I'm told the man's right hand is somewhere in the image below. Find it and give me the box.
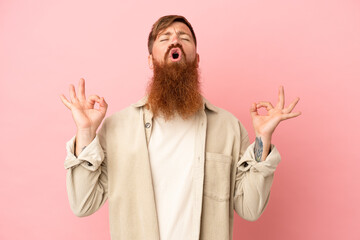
[60,78,108,156]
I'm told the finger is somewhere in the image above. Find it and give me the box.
[60,94,72,110]
[98,97,108,115]
[69,84,77,102]
[256,101,274,111]
[281,111,302,120]
[250,103,258,118]
[78,78,86,101]
[284,97,300,113]
[87,95,101,106]
[276,86,285,109]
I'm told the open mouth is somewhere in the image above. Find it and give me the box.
[170,48,182,62]
[172,52,179,59]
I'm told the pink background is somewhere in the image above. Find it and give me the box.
[1,0,359,239]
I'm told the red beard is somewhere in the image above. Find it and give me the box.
[146,45,203,120]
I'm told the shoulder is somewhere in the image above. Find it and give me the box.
[204,98,248,138]
[102,99,144,127]
[204,97,239,124]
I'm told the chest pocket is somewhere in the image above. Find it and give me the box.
[203,152,232,201]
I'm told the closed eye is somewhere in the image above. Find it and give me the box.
[181,38,190,41]
[160,39,168,42]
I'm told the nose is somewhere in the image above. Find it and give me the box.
[170,34,179,44]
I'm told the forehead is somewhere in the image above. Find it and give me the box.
[157,22,192,37]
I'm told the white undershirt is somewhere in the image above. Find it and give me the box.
[148,113,198,240]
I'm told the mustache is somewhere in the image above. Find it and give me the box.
[164,43,187,61]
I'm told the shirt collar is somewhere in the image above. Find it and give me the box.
[131,95,218,113]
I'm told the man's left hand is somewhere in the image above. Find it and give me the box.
[250,86,301,140]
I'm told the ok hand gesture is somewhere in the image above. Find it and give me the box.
[60,78,108,135]
[250,86,301,139]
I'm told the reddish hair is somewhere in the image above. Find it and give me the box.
[147,15,197,54]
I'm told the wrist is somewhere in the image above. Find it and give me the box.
[77,128,96,137]
[76,129,96,145]
[75,130,96,157]
[254,135,272,162]
[255,132,272,142]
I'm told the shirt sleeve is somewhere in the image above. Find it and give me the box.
[233,130,281,221]
[64,121,108,217]
[64,134,105,171]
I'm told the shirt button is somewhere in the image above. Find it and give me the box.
[145,122,151,128]
[87,161,93,166]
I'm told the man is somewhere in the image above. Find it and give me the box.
[60,15,301,240]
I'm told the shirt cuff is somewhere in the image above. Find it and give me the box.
[64,135,105,171]
[237,142,281,177]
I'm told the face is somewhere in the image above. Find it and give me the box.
[148,22,199,68]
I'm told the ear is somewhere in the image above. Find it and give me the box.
[148,55,154,69]
[196,53,200,68]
